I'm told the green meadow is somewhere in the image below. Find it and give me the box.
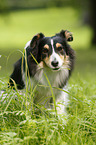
[0,8,96,144]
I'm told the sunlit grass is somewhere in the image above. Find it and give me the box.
[0,72,96,144]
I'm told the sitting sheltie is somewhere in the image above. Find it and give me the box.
[9,30,75,115]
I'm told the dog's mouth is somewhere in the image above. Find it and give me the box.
[52,67,60,71]
[43,61,61,71]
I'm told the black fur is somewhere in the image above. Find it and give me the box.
[8,58,25,89]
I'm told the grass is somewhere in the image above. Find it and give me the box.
[0,7,96,144]
[0,51,96,144]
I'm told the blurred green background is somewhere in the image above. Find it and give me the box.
[0,0,96,82]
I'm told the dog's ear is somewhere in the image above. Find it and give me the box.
[30,33,45,48]
[59,30,73,42]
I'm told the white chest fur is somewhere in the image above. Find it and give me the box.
[22,60,69,114]
[24,66,69,114]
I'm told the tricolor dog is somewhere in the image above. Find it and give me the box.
[9,30,75,115]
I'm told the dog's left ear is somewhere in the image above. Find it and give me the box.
[30,33,45,48]
[59,30,73,42]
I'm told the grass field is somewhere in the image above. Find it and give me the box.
[0,8,96,145]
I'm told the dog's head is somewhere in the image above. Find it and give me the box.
[30,30,74,71]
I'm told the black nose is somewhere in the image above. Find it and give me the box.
[51,61,58,67]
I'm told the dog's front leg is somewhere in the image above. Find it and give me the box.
[55,88,69,115]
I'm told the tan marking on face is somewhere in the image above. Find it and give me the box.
[60,54,64,60]
[44,44,49,50]
[43,56,51,66]
[38,61,44,68]
[44,56,50,62]
[37,61,44,70]
[64,55,70,65]
[56,43,62,48]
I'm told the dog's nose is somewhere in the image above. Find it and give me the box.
[51,61,58,67]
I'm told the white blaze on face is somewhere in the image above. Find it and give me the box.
[50,39,63,68]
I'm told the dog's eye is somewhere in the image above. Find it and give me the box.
[57,46,63,51]
[43,48,48,53]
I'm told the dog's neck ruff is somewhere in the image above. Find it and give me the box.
[33,64,69,88]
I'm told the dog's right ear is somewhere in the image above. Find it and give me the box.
[30,33,45,48]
